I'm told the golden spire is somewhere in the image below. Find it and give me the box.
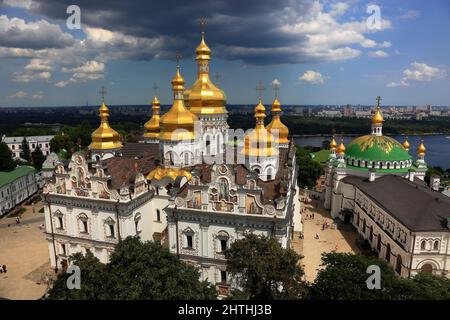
[88,87,123,151]
[266,82,289,144]
[159,58,198,141]
[184,20,227,116]
[337,137,346,154]
[242,96,278,157]
[143,84,161,139]
[402,136,410,151]
[372,96,383,124]
[417,139,426,155]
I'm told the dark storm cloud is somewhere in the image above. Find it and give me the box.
[28,0,317,64]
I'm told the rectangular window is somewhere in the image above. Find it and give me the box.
[61,244,66,256]
[57,217,63,229]
[156,210,161,222]
[220,271,227,283]
[109,224,115,237]
[187,235,193,249]
[82,221,88,233]
[220,239,227,252]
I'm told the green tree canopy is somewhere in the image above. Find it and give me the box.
[224,233,307,300]
[0,142,15,171]
[47,237,217,300]
[20,137,31,162]
[296,146,324,189]
[31,145,46,171]
[50,134,74,158]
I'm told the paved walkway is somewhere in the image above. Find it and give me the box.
[293,196,361,283]
[0,202,53,300]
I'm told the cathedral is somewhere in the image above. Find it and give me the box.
[42,31,302,296]
[324,101,450,277]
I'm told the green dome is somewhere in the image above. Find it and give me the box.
[345,135,411,162]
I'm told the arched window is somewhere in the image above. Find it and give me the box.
[205,135,211,155]
[254,168,260,174]
[267,167,273,180]
[362,219,366,234]
[183,228,195,249]
[216,231,230,253]
[369,226,373,242]
[433,240,440,251]
[156,209,161,222]
[385,243,391,262]
[216,134,223,154]
[184,152,190,165]
[134,213,142,234]
[420,240,426,250]
[395,255,402,275]
[78,213,89,234]
[420,263,433,273]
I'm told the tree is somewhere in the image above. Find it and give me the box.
[50,134,74,158]
[47,237,217,300]
[47,251,109,300]
[309,252,450,300]
[224,233,307,300]
[20,137,31,162]
[31,145,46,171]
[296,146,324,189]
[0,142,15,171]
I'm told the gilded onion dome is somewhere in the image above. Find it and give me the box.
[337,139,346,154]
[417,140,426,155]
[329,136,337,150]
[266,98,289,144]
[143,96,161,139]
[402,136,410,150]
[184,32,227,115]
[242,99,278,157]
[146,166,192,182]
[88,102,123,150]
[159,66,198,141]
[372,107,383,124]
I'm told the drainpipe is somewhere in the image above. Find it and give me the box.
[408,233,415,278]
[174,205,179,258]
[115,199,121,241]
[44,192,58,273]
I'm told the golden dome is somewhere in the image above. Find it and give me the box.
[329,136,337,150]
[417,140,426,155]
[372,107,383,124]
[146,166,192,182]
[266,98,289,144]
[184,31,227,116]
[159,66,198,141]
[242,100,278,157]
[402,136,410,150]
[88,102,123,150]
[337,140,346,154]
[143,96,161,139]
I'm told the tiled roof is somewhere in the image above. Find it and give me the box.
[0,166,35,188]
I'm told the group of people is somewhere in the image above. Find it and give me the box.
[0,264,7,273]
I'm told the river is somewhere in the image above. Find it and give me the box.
[294,134,450,169]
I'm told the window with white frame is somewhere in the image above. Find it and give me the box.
[78,213,89,234]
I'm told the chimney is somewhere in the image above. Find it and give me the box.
[369,168,376,182]
[430,175,440,191]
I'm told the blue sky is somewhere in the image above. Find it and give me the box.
[0,0,449,107]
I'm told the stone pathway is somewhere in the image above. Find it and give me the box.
[0,202,53,300]
[292,196,361,284]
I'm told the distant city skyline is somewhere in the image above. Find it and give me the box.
[1,0,450,107]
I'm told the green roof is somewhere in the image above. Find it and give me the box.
[310,149,330,164]
[346,135,412,162]
[0,166,35,188]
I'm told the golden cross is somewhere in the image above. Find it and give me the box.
[99,86,107,102]
[272,80,280,98]
[175,52,182,67]
[152,83,159,96]
[256,81,265,100]
[376,95,382,108]
[200,17,207,32]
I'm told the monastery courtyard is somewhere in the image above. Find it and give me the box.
[0,201,53,300]
[292,194,361,283]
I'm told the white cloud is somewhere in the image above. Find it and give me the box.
[3,0,33,9]
[12,71,51,82]
[56,60,105,87]
[387,62,447,87]
[8,90,27,98]
[368,50,389,58]
[299,70,326,85]
[0,15,74,49]
[32,91,44,100]
[330,2,349,17]
[379,41,391,48]
[398,10,420,20]
[25,58,53,71]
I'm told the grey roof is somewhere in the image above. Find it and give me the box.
[2,135,54,143]
[121,142,160,159]
[342,175,450,232]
